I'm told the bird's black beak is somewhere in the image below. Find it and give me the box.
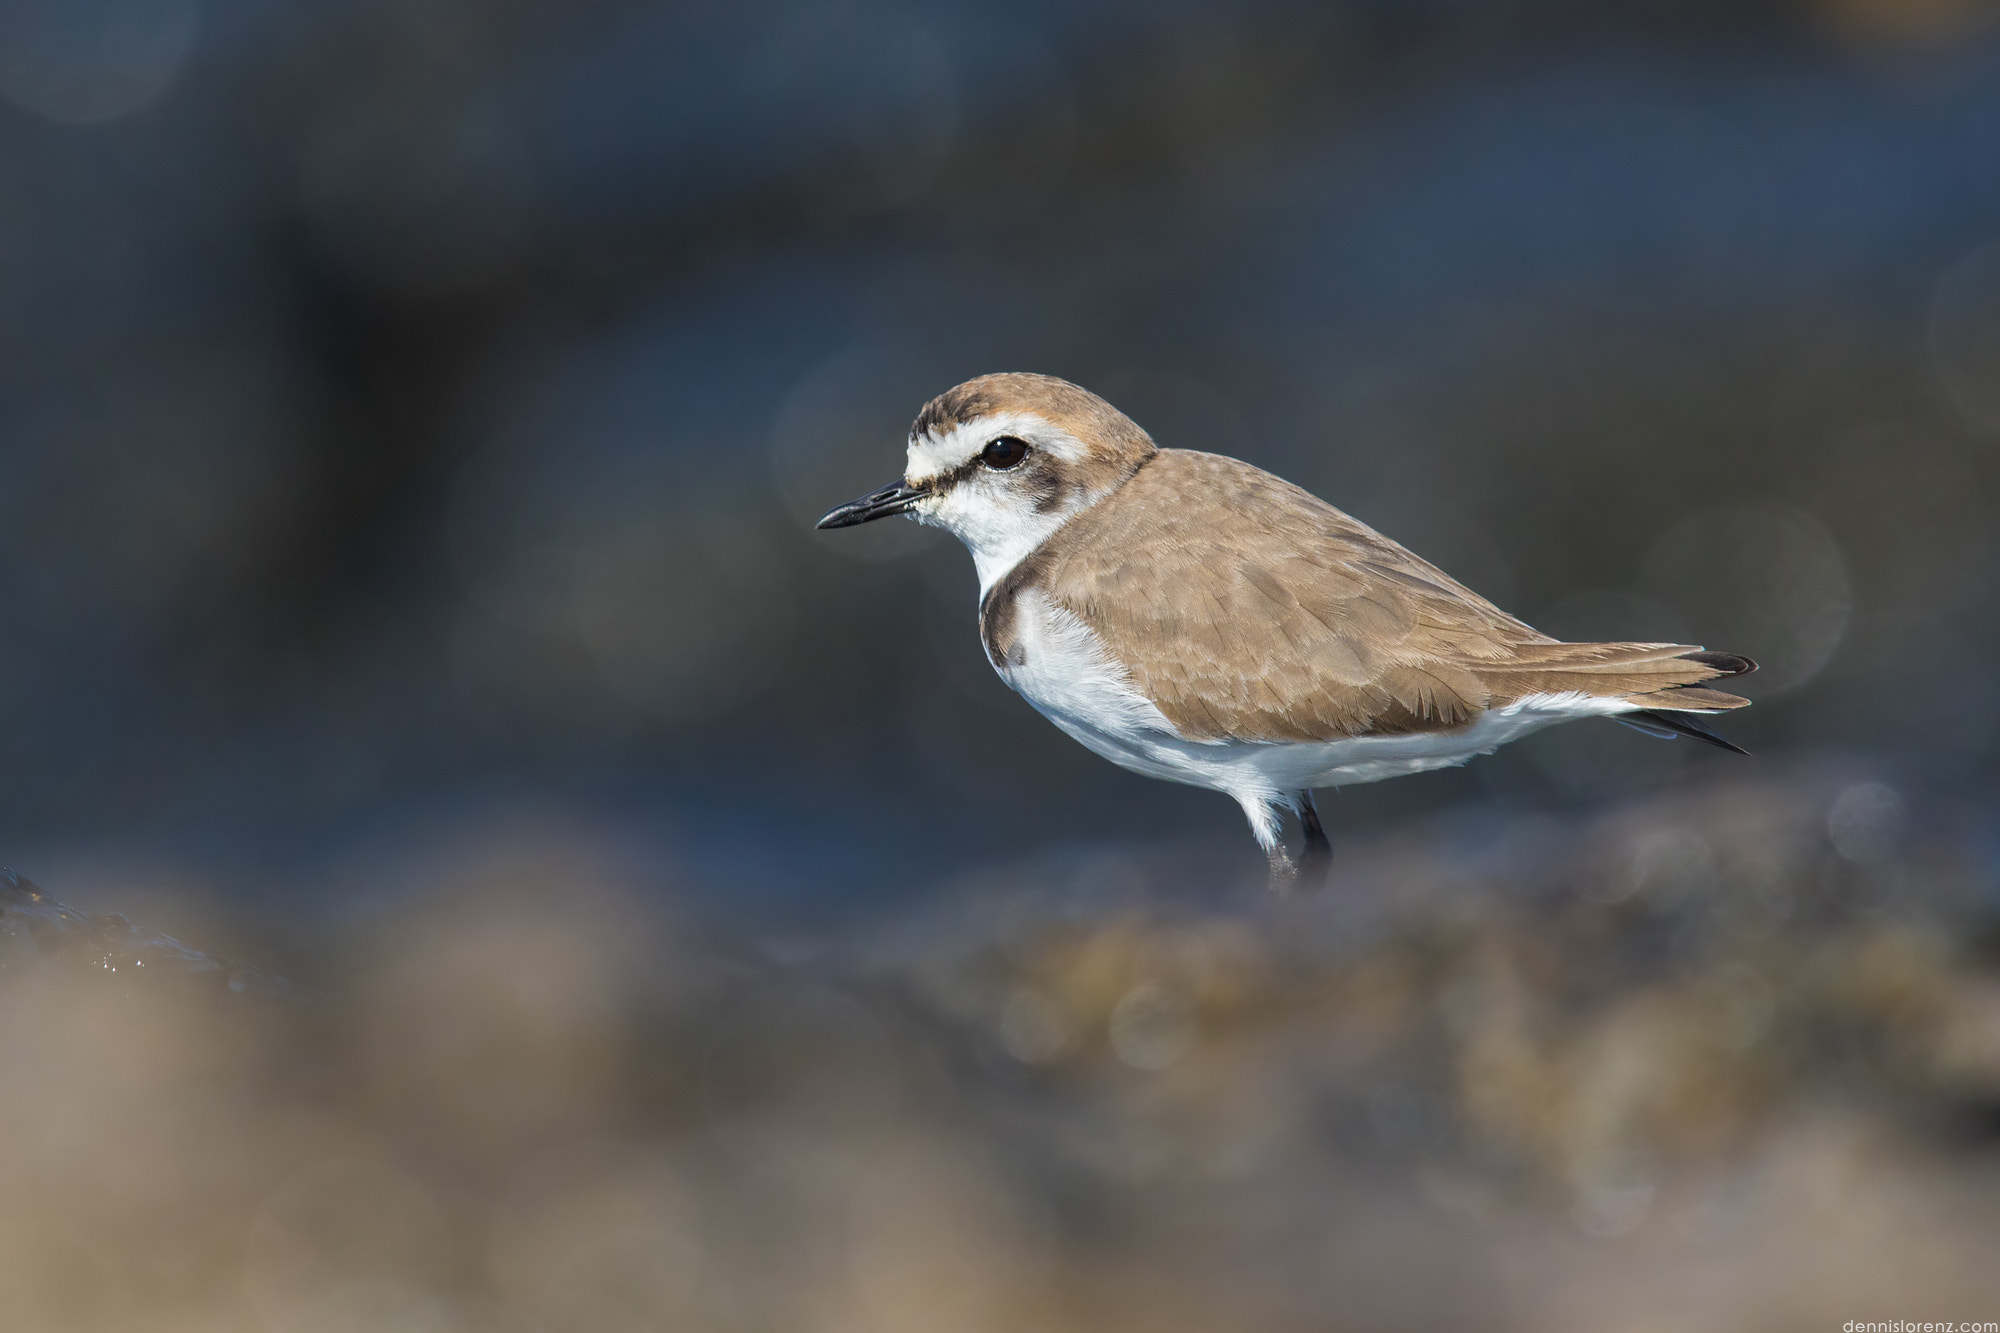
[816,481,925,529]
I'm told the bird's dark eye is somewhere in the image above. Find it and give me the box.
[981,436,1030,470]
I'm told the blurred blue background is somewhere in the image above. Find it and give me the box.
[4,0,1999,923]
[11,5,2000,1328]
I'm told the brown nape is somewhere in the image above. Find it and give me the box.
[980,448,1756,745]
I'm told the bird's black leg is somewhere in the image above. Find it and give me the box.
[1298,790,1331,885]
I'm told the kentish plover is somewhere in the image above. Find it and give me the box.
[819,373,1754,888]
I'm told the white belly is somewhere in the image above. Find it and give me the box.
[994,590,1633,798]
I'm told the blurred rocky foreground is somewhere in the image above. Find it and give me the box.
[4,769,2000,1333]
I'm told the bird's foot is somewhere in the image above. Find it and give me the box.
[1266,845,1299,894]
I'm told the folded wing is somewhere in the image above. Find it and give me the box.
[1023,449,1751,745]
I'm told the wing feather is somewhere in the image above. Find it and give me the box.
[1003,450,1750,743]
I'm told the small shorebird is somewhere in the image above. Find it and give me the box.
[819,373,1754,887]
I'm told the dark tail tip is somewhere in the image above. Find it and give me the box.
[1679,650,1757,678]
[1625,707,1750,755]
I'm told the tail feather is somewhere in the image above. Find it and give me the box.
[1637,684,1750,711]
[1617,707,1750,755]
[1481,644,1760,710]
[1481,640,1757,754]
[1678,650,1757,678]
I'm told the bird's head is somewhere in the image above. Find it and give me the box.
[816,373,1157,589]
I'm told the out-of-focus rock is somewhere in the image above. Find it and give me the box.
[0,867,293,997]
[3,771,2000,1329]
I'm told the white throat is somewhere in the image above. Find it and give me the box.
[960,509,1073,596]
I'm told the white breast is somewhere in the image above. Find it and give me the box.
[997,590,1183,764]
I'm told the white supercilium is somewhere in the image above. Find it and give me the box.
[905,413,1106,596]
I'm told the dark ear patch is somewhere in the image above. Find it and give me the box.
[1025,454,1068,514]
